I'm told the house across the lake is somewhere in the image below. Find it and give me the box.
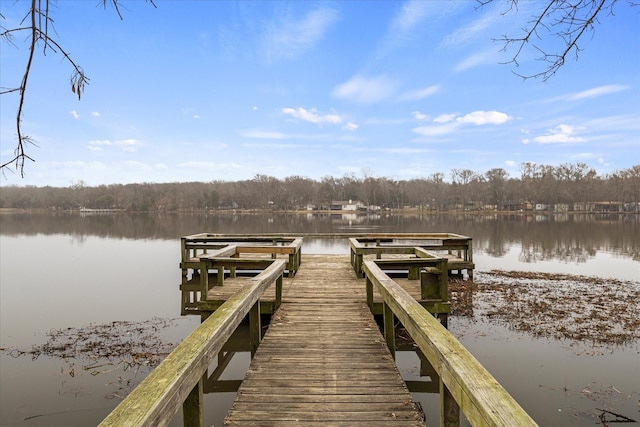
[330,200,366,211]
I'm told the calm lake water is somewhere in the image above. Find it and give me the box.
[0,212,638,426]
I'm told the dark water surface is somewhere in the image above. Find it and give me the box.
[0,212,638,426]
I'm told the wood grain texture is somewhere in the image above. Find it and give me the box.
[224,255,425,426]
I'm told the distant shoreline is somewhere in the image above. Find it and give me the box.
[1,207,637,215]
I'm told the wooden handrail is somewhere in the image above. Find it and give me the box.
[362,260,537,427]
[99,259,287,427]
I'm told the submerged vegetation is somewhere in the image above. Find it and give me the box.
[450,270,640,351]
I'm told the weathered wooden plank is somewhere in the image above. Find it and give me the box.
[224,255,424,426]
[363,260,537,427]
[99,259,286,427]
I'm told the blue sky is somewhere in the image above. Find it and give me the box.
[1,0,638,187]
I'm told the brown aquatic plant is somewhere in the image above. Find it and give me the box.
[450,270,640,349]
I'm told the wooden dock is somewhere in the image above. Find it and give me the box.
[224,255,426,426]
[101,234,536,427]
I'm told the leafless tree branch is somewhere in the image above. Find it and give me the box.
[481,0,633,81]
[0,0,155,177]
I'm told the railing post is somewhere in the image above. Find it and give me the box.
[275,274,283,309]
[440,379,460,427]
[217,265,224,286]
[383,301,395,360]
[183,377,204,427]
[288,253,295,277]
[365,276,373,310]
[200,260,209,301]
[250,301,261,358]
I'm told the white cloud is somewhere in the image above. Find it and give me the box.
[266,7,339,60]
[505,160,517,167]
[532,124,585,144]
[413,110,510,137]
[397,85,440,101]
[91,111,101,117]
[70,110,79,119]
[332,75,397,104]
[569,84,629,100]
[343,121,359,131]
[412,111,429,121]
[456,110,510,125]
[433,113,456,123]
[282,107,342,125]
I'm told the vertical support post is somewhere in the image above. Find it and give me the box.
[439,258,449,302]
[383,301,395,359]
[249,301,261,358]
[180,237,187,263]
[182,377,204,427]
[200,260,209,301]
[275,274,283,310]
[288,253,295,277]
[365,276,373,310]
[356,253,363,278]
[420,270,439,300]
[230,252,238,278]
[217,265,224,286]
[440,379,460,427]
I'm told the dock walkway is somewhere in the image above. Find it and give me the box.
[224,255,425,426]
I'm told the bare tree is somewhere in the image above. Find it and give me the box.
[0,0,155,176]
[481,0,635,81]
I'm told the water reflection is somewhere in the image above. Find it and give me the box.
[1,212,638,266]
[0,214,638,426]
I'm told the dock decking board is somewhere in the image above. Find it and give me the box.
[223,255,425,426]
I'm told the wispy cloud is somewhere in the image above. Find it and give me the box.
[343,121,359,131]
[70,110,79,119]
[568,84,629,100]
[397,85,440,101]
[542,85,631,104]
[375,1,453,60]
[265,6,339,60]
[332,75,397,104]
[453,49,500,72]
[440,9,498,47]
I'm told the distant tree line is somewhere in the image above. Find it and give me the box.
[1,163,638,212]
